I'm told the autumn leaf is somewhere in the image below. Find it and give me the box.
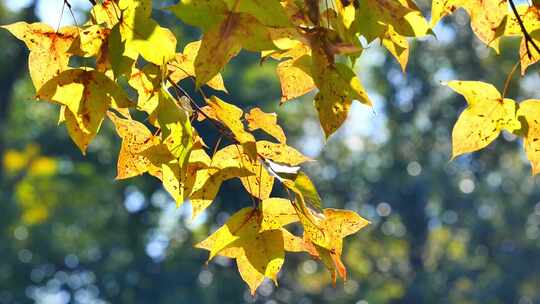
[213,144,274,200]
[37,69,133,153]
[281,172,323,231]
[303,209,370,283]
[194,13,275,87]
[1,22,79,90]
[313,61,373,139]
[168,40,227,92]
[446,81,521,159]
[195,198,302,294]
[206,96,256,146]
[516,100,540,175]
[355,0,429,42]
[128,64,161,115]
[276,55,316,102]
[107,0,177,77]
[223,0,292,27]
[245,108,287,143]
[150,89,194,205]
[107,111,154,179]
[186,145,257,218]
[283,171,322,211]
[431,0,507,52]
[188,167,250,218]
[504,5,540,74]
[382,25,409,72]
[155,89,193,161]
[168,0,228,31]
[256,140,311,166]
[77,24,110,58]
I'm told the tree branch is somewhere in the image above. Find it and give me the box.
[508,0,540,59]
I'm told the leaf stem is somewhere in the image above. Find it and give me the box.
[502,59,521,99]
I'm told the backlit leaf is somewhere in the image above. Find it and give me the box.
[245,108,287,143]
[446,81,520,158]
[195,13,275,87]
[37,69,133,153]
[256,140,311,166]
[517,100,540,175]
[107,111,154,179]
[168,40,227,92]
[1,22,79,90]
[196,199,302,294]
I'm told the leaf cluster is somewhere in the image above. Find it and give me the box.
[5,0,540,294]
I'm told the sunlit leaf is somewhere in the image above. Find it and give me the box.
[195,13,275,87]
[169,40,227,92]
[196,199,302,294]
[446,81,520,159]
[517,100,540,175]
[37,69,133,153]
[1,22,79,90]
[107,111,154,179]
[245,108,287,143]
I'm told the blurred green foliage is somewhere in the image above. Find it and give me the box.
[1,1,540,304]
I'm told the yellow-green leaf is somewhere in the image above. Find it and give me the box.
[447,81,520,158]
[169,40,227,92]
[195,13,275,87]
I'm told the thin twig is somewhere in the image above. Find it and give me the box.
[56,0,67,32]
[509,0,540,59]
[502,59,521,99]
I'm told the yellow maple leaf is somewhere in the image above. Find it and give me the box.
[77,24,109,57]
[88,0,119,27]
[168,40,227,92]
[1,22,79,90]
[223,0,291,28]
[155,89,193,161]
[168,0,228,31]
[446,81,520,159]
[37,69,133,153]
[128,65,161,115]
[187,145,257,218]
[431,0,507,52]
[195,13,275,87]
[276,55,316,103]
[303,208,370,283]
[189,167,253,219]
[382,25,409,72]
[245,108,287,143]
[516,100,540,175]
[504,5,540,74]
[107,111,155,179]
[256,140,311,166]
[355,0,429,42]
[195,198,303,294]
[206,96,256,145]
[105,0,177,77]
[218,230,305,293]
[311,54,372,138]
[213,144,274,200]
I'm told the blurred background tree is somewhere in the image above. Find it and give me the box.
[1,1,540,303]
